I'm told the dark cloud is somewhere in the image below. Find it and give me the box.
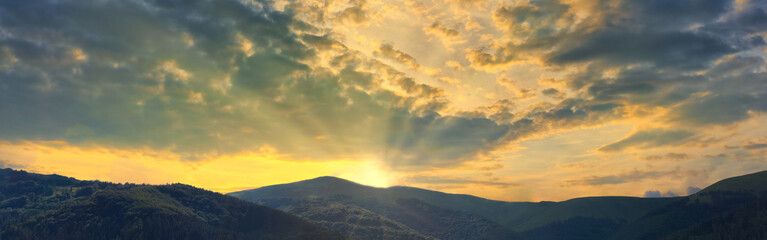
[744,143,767,149]
[541,88,565,100]
[599,129,696,152]
[623,0,731,30]
[669,93,767,126]
[549,30,736,70]
[471,0,766,135]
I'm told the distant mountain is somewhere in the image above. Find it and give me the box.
[231,170,767,240]
[0,168,347,240]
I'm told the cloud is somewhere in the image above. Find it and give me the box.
[375,43,421,69]
[333,0,371,26]
[492,0,571,41]
[384,114,512,167]
[570,170,671,186]
[0,159,24,169]
[687,187,701,195]
[374,43,442,77]
[0,0,516,169]
[669,93,767,126]
[687,186,702,195]
[424,22,466,49]
[549,30,736,70]
[640,153,691,161]
[599,129,696,152]
[497,77,537,100]
[541,88,566,100]
[741,137,767,150]
[404,175,519,188]
[745,143,767,149]
[568,168,702,186]
[466,0,765,130]
[643,190,677,198]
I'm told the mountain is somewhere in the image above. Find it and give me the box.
[664,197,767,239]
[611,170,767,240]
[231,170,767,240]
[4,167,767,240]
[0,168,348,240]
[229,177,526,240]
[229,176,676,240]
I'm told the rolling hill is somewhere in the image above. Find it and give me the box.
[231,170,767,240]
[0,168,348,240]
[3,167,767,240]
[229,176,676,240]
[230,176,525,240]
[610,170,767,240]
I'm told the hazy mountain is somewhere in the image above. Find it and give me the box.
[0,168,347,240]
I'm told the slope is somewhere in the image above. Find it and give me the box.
[0,168,347,240]
[230,177,525,240]
[230,176,677,240]
[611,170,767,240]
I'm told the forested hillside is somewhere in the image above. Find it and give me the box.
[0,168,347,240]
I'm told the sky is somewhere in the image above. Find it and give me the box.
[1,0,766,202]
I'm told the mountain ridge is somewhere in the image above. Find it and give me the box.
[0,168,349,240]
[231,170,767,240]
[3,167,767,240]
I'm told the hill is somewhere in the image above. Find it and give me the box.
[611,170,767,240]
[231,171,767,240]
[229,176,676,240]
[0,168,347,240]
[230,177,526,240]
